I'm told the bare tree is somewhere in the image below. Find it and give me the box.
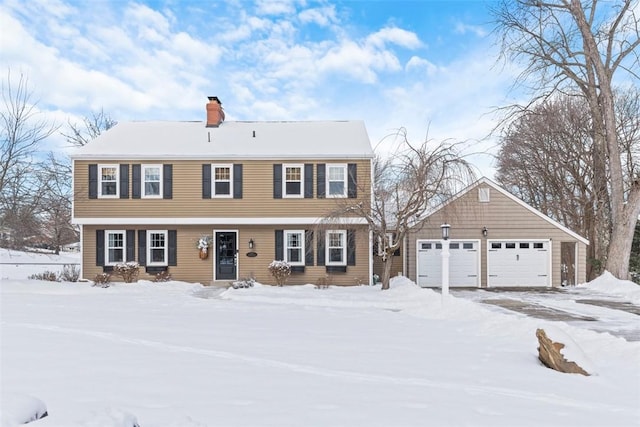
[496,96,606,279]
[324,129,475,290]
[62,109,116,147]
[493,0,640,280]
[1,70,57,194]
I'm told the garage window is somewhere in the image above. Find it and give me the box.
[421,243,431,249]
[463,243,473,249]
[450,243,459,249]
[534,242,544,249]
[520,243,530,249]
[505,243,516,249]
[491,243,501,249]
[435,243,442,249]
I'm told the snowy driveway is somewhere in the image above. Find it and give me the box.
[450,282,640,341]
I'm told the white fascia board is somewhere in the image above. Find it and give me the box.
[70,154,374,161]
[74,217,369,226]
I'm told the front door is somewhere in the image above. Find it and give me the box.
[216,231,237,280]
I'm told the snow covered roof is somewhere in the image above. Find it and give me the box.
[70,120,374,160]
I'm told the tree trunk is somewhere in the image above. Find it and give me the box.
[606,197,640,280]
[381,254,394,290]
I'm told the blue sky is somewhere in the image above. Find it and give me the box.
[1,0,520,176]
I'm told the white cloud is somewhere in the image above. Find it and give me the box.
[454,22,488,38]
[366,27,422,49]
[405,56,439,76]
[255,0,298,16]
[298,5,338,27]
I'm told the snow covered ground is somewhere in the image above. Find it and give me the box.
[1,249,639,426]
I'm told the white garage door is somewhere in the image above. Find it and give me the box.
[417,240,479,288]
[487,240,550,287]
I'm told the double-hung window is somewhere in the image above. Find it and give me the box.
[327,164,347,197]
[326,230,347,265]
[283,164,303,197]
[105,230,125,265]
[99,165,119,198]
[284,230,305,266]
[212,164,233,197]
[147,230,168,266]
[377,232,394,256]
[143,165,162,198]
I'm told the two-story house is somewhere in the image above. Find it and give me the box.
[72,97,374,285]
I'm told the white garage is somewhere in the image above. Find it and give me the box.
[417,240,480,288]
[487,240,550,287]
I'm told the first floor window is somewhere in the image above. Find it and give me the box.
[99,165,119,197]
[143,165,162,197]
[213,164,232,197]
[284,164,303,197]
[148,230,168,265]
[284,230,304,265]
[106,231,125,265]
[377,232,394,256]
[326,230,346,265]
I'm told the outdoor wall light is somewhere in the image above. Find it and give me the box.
[441,223,450,241]
[482,227,488,237]
[248,238,255,249]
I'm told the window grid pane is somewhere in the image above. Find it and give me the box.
[327,232,344,263]
[107,232,124,264]
[101,167,118,196]
[149,232,166,264]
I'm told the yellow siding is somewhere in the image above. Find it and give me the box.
[406,184,588,287]
[82,224,370,286]
[74,160,371,219]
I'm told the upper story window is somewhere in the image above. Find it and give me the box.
[326,230,347,266]
[479,187,490,203]
[105,230,125,265]
[143,165,162,198]
[99,165,119,198]
[213,164,233,197]
[284,164,303,197]
[327,164,347,197]
[284,230,305,266]
[147,230,168,266]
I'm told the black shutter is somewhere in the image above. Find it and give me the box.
[317,164,326,198]
[126,230,135,261]
[233,164,243,199]
[138,230,146,266]
[163,164,173,199]
[347,229,356,266]
[96,229,104,266]
[168,230,177,266]
[348,163,357,198]
[317,230,325,266]
[202,164,211,199]
[119,164,129,199]
[393,233,401,256]
[275,230,284,261]
[89,164,98,199]
[132,164,141,199]
[273,164,282,199]
[304,163,313,198]
[305,230,314,266]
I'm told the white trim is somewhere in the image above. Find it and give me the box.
[283,229,305,266]
[72,154,373,161]
[368,229,373,285]
[105,230,126,266]
[213,229,238,281]
[74,217,369,225]
[326,229,347,266]
[146,230,168,266]
[212,163,233,198]
[326,163,348,198]
[283,163,304,198]
[79,224,83,279]
[142,164,163,199]
[98,164,119,198]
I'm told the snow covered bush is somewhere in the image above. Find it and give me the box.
[114,262,139,283]
[153,270,172,282]
[92,273,111,287]
[268,260,291,286]
[232,276,255,289]
[28,271,59,282]
[61,264,80,282]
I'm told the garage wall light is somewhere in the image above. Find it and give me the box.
[482,227,488,237]
[441,223,450,241]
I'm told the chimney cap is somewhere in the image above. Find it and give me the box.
[208,96,222,104]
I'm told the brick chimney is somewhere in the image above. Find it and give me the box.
[206,96,225,127]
